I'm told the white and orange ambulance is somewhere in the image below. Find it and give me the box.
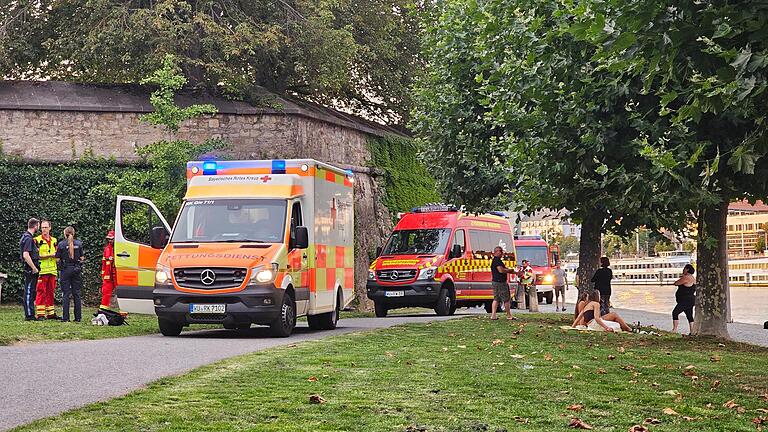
[114,159,354,337]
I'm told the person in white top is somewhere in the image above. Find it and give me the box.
[551,264,568,312]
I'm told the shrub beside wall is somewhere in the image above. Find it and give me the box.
[0,160,142,305]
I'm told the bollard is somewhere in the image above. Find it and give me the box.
[527,284,539,312]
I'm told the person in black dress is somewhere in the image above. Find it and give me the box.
[672,264,696,335]
[591,257,612,316]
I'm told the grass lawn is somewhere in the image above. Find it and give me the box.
[0,304,427,346]
[0,305,165,346]
[14,314,768,431]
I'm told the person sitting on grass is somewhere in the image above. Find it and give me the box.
[572,291,631,332]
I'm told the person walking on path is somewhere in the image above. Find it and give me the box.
[551,264,568,312]
[34,220,59,320]
[489,246,516,320]
[591,257,613,316]
[671,264,696,335]
[56,226,85,322]
[19,218,40,321]
[99,230,117,311]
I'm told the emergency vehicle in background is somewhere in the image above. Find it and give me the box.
[514,235,561,304]
[113,159,355,337]
[367,205,516,316]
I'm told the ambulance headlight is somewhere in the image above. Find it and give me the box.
[543,274,554,284]
[368,269,376,281]
[417,266,437,280]
[155,265,172,285]
[249,264,279,285]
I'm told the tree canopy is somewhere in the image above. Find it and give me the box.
[0,0,422,125]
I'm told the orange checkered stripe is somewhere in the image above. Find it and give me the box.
[286,244,354,292]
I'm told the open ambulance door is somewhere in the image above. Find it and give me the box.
[114,195,172,314]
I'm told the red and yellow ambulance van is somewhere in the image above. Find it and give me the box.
[114,159,354,337]
[514,235,561,304]
[367,205,516,316]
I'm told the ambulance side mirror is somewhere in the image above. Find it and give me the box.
[451,244,463,259]
[294,226,309,249]
[151,226,169,249]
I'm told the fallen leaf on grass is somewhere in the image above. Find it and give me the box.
[757,409,768,414]
[385,352,396,357]
[512,416,529,424]
[753,417,767,430]
[568,417,593,430]
[457,345,467,349]
[567,404,584,412]
[510,354,525,359]
[662,390,680,396]
[307,376,318,382]
[597,368,607,375]
[682,416,697,421]
[724,399,739,409]
[309,394,326,404]
[618,346,626,353]
[662,408,679,416]
[607,354,616,360]
[544,353,553,361]
[492,339,504,346]
[737,406,746,414]
[763,393,768,402]
[710,355,721,362]
[643,418,661,425]
[718,343,726,347]
[706,403,714,409]
[559,344,566,349]
[572,365,581,369]
[710,380,721,391]
[629,426,649,432]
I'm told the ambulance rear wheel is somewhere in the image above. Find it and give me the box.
[270,293,296,337]
[308,290,341,330]
[434,288,452,316]
[374,302,388,318]
[158,318,183,337]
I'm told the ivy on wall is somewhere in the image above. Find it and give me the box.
[367,135,441,217]
[0,159,142,305]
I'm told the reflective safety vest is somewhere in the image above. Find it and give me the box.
[520,265,534,285]
[35,235,58,275]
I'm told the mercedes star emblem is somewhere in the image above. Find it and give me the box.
[200,269,216,286]
[390,270,399,280]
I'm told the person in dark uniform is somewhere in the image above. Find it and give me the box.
[490,246,516,320]
[591,256,613,316]
[19,218,40,321]
[671,264,696,335]
[56,226,85,322]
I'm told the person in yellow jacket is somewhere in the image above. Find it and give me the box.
[34,220,59,320]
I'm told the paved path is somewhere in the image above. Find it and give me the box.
[0,314,460,431]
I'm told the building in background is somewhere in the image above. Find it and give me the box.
[519,209,581,241]
[726,200,768,257]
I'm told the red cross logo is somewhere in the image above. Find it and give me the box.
[260,175,272,183]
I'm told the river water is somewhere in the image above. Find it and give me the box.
[563,284,767,325]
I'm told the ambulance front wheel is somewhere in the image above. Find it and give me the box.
[158,318,183,337]
[434,288,453,316]
[374,302,388,318]
[270,292,296,337]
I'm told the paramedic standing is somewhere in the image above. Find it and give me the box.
[100,230,117,310]
[19,218,40,321]
[490,246,515,320]
[56,226,85,322]
[34,220,59,320]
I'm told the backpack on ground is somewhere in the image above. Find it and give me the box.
[94,308,127,326]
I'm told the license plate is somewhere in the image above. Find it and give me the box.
[385,291,405,297]
[189,304,226,314]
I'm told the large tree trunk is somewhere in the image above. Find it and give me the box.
[575,210,602,317]
[692,198,730,339]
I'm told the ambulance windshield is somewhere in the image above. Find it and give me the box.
[381,229,451,255]
[516,246,549,267]
[171,199,287,244]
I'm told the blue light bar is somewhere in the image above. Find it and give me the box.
[271,159,286,174]
[202,161,217,175]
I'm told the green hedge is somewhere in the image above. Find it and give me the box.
[367,135,441,216]
[0,160,142,305]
